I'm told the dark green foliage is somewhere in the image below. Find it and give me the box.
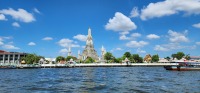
[132,54,139,63]
[176,52,185,60]
[65,56,77,61]
[171,54,177,60]
[184,54,190,60]
[21,53,43,64]
[124,52,131,58]
[85,57,94,63]
[165,56,171,61]
[104,52,114,62]
[114,58,122,63]
[171,52,185,60]
[152,54,159,62]
[56,56,65,62]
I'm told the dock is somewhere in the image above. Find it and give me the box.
[0,63,178,69]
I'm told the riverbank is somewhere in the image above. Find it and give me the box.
[0,63,178,69]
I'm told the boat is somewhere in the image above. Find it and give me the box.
[0,65,16,69]
[164,62,200,71]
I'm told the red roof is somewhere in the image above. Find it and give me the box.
[0,50,25,54]
[0,50,9,53]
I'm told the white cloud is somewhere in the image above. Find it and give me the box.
[141,0,200,20]
[0,41,4,46]
[58,38,80,48]
[193,23,200,28]
[81,46,85,48]
[154,45,169,51]
[154,43,196,51]
[119,31,129,35]
[33,8,41,14]
[119,33,141,40]
[28,42,36,46]
[0,8,35,23]
[73,34,87,41]
[130,7,139,18]
[1,36,12,40]
[42,37,53,41]
[59,48,68,54]
[116,48,123,51]
[12,22,20,27]
[2,44,20,50]
[196,42,200,45]
[0,14,7,20]
[126,40,148,48]
[105,12,137,32]
[168,30,189,43]
[131,33,141,38]
[146,34,160,39]
[136,48,146,54]
[119,35,131,40]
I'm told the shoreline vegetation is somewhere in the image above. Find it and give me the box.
[21,51,190,65]
[0,51,193,69]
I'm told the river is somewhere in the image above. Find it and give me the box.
[0,67,200,93]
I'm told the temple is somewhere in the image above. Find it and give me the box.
[81,28,99,61]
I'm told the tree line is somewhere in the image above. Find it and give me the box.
[104,52,159,63]
[21,51,190,64]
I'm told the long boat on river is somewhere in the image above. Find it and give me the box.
[164,62,200,71]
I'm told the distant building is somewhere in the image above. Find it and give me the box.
[190,56,200,62]
[144,54,152,63]
[0,50,27,65]
[81,28,99,61]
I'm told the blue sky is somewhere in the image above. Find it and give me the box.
[0,0,200,58]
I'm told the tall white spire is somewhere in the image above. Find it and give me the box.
[88,27,92,37]
[68,46,71,56]
[101,45,104,51]
[86,27,93,45]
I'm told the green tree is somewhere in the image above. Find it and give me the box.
[152,54,159,62]
[132,54,140,63]
[185,54,190,60]
[56,56,65,63]
[165,56,171,61]
[123,52,131,58]
[171,54,177,60]
[104,52,114,63]
[114,58,122,63]
[85,57,94,63]
[138,57,143,63]
[132,54,143,63]
[65,56,77,61]
[21,53,43,64]
[176,52,185,60]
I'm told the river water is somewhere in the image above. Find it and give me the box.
[0,67,200,93]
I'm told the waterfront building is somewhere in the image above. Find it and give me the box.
[0,50,27,65]
[81,28,99,61]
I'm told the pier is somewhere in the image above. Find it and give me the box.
[0,63,178,69]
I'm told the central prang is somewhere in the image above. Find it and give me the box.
[81,28,99,61]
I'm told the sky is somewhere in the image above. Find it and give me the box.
[0,0,200,58]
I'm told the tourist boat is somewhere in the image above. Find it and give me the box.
[0,65,16,69]
[164,62,200,71]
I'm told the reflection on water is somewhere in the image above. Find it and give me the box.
[0,67,200,92]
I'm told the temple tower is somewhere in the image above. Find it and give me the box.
[101,45,106,60]
[82,28,99,61]
[67,46,71,56]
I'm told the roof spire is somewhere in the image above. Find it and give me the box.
[88,27,91,37]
